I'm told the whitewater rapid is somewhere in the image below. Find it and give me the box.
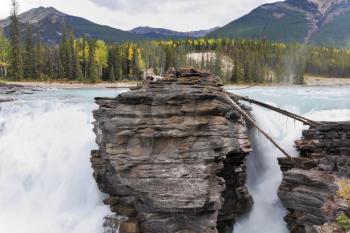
[0,89,124,233]
[0,87,349,233]
[231,86,350,233]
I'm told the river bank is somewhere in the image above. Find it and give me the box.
[304,76,350,86]
[3,77,349,89]
[3,81,138,89]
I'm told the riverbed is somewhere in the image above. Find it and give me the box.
[0,86,349,233]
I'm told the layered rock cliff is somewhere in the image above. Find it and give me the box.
[91,69,252,233]
[278,122,350,233]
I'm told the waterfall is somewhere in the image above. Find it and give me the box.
[231,86,350,233]
[0,93,111,233]
[233,106,300,233]
[0,87,348,233]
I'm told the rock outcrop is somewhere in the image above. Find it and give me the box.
[91,69,252,233]
[0,83,43,95]
[0,97,16,103]
[278,122,350,233]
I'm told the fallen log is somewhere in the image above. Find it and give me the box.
[229,93,322,128]
[227,97,292,159]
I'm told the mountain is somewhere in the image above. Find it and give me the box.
[0,7,143,44]
[208,0,350,47]
[129,26,220,40]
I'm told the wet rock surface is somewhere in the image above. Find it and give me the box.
[278,122,350,233]
[0,83,43,96]
[91,69,253,233]
[0,97,16,103]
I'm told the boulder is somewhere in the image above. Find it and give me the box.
[0,83,43,95]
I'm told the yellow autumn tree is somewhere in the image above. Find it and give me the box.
[338,179,350,206]
[77,38,89,62]
[127,44,134,78]
[94,40,108,79]
[0,28,10,78]
[136,48,145,71]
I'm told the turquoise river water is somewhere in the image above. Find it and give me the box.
[0,86,349,233]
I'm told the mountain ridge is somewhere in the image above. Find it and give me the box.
[2,2,350,47]
[0,7,219,43]
[129,26,220,39]
[0,6,144,43]
[208,0,350,47]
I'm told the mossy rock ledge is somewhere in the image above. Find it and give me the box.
[90,68,253,233]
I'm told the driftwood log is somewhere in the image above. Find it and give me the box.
[229,93,322,128]
[226,96,292,159]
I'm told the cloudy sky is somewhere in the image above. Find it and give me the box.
[0,0,278,31]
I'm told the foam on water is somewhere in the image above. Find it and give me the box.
[0,89,121,233]
[0,86,348,233]
[231,86,350,233]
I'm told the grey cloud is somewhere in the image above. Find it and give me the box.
[2,0,278,31]
[86,0,278,30]
[89,0,121,9]
[89,0,195,13]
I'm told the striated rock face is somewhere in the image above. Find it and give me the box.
[278,122,350,233]
[91,69,252,233]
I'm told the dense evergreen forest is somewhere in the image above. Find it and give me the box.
[1,1,350,84]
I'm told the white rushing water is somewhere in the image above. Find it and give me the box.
[0,89,126,233]
[0,86,349,233]
[230,86,350,233]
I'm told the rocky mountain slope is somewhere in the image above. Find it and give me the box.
[208,0,350,47]
[0,7,219,43]
[129,26,220,40]
[0,7,143,43]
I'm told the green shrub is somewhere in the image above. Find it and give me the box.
[336,213,350,231]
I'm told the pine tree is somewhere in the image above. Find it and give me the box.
[81,37,88,79]
[201,53,205,69]
[68,31,75,79]
[243,55,250,83]
[213,52,223,78]
[73,49,84,82]
[231,53,239,83]
[59,26,72,79]
[87,40,98,83]
[9,0,23,80]
[35,33,44,79]
[231,65,238,84]
[114,45,123,80]
[294,55,305,85]
[108,65,115,82]
[3,24,350,84]
[107,48,116,81]
[23,25,36,79]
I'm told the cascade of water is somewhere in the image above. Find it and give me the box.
[0,95,110,233]
[231,86,350,233]
[233,106,300,233]
[0,87,348,233]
